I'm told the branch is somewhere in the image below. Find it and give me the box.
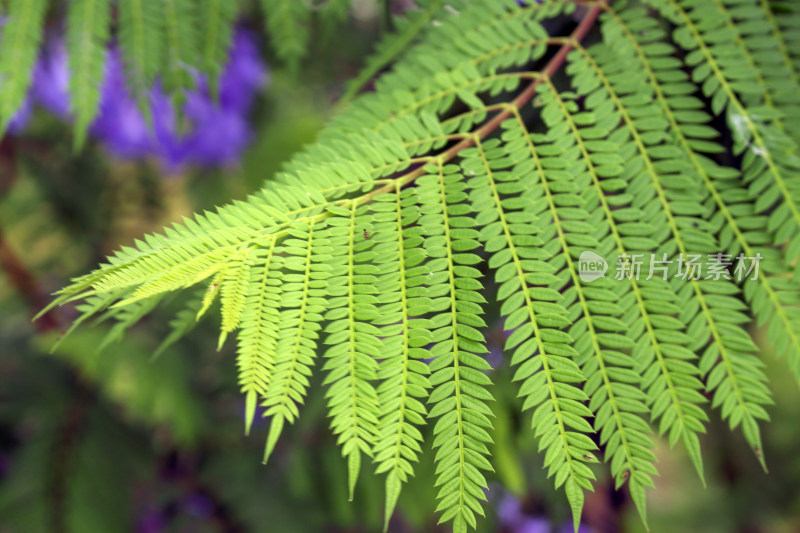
[0,138,61,333]
[363,0,606,199]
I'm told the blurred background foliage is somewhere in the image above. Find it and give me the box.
[0,2,799,533]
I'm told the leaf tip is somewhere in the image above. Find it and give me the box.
[262,414,284,465]
[384,472,402,532]
[244,390,256,437]
[347,451,361,502]
[754,447,768,473]
[216,331,228,351]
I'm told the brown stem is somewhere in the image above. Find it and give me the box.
[0,229,60,332]
[0,138,61,333]
[360,0,606,200]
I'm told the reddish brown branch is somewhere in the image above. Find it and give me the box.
[0,138,60,333]
[368,0,606,197]
[454,0,606,154]
[0,230,60,332]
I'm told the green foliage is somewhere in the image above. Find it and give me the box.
[260,0,310,69]
[338,0,446,106]
[0,0,381,143]
[0,0,47,135]
[66,0,111,149]
[161,0,198,110]
[118,0,163,124]
[40,0,800,531]
[200,0,238,97]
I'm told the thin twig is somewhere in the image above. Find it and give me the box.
[355,0,607,202]
[0,138,61,332]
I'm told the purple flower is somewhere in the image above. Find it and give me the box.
[22,28,267,169]
[558,522,593,533]
[497,494,523,525]
[96,29,266,169]
[218,31,266,112]
[136,509,166,533]
[178,86,253,167]
[184,492,213,518]
[518,518,551,533]
[32,38,71,118]
[498,494,593,533]
[6,97,31,134]
[90,49,158,160]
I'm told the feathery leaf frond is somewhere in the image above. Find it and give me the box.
[259,0,309,68]
[66,0,110,149]
[161,0,199,109]
[0,0,46,135]
[118,0,163,123]
[45,1,800,530]
[338,0,446,106]
[200,0,237,96]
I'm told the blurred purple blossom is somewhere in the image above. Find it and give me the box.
[184,492,213,518]
[498,493,593,533]
[518,518,551,533]
[487,344,503,369]
[497,494,523,525]
[13,29,267,169]
[7,98,31,134]
[136,508,166,533]
[557,522,593,533]
[32,38,71,118]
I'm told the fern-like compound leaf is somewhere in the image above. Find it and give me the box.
[416,160,494,533]
[372,183,431,530]
[48,1,800,530]
[320,206,382,500]
[338,0,447,106]
[601,2,775,469]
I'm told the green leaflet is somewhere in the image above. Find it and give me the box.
[603,1,777,469]
[118,0,163,123]
[320,205,382,501]
[0,0,46,135]
[259,0,310,69]
[200,0,237,96]
[416,161,493,533]
[45,1,800,531]
[338,0,447,106]
[66,0,110,149]
[373,183,431,531]
[261,221,325,457]
[162,0,199,110]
